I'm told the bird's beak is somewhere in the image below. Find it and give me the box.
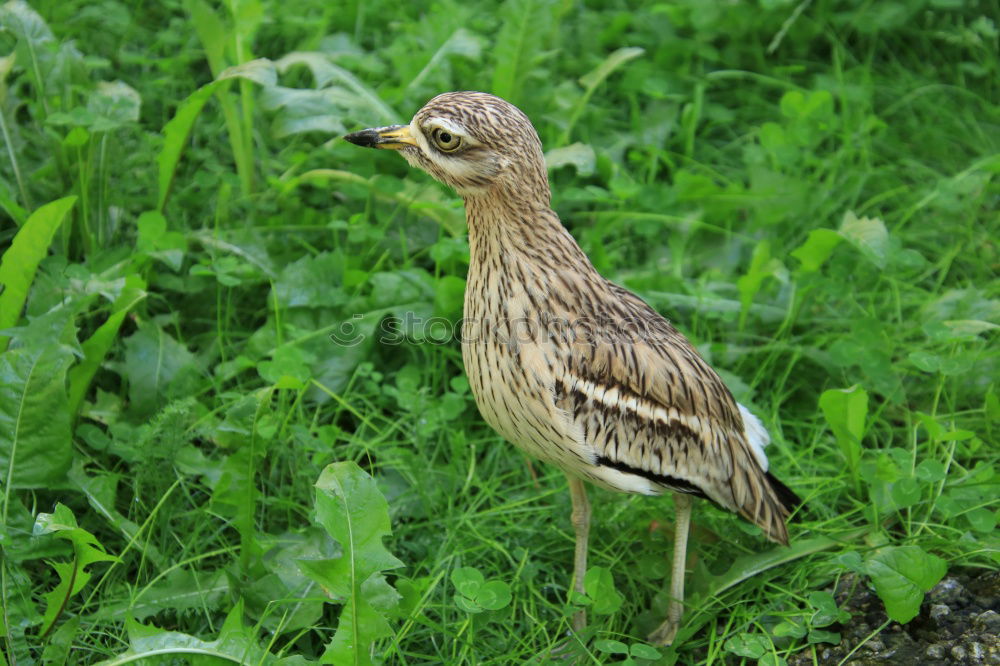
[343,124,417,150]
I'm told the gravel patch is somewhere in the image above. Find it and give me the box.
[789,569,1000,665]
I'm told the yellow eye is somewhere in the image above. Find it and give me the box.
[432,127,462,152]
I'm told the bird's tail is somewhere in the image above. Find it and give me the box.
[733,468,802,546]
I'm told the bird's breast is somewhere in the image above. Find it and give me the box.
[461,261,593,471]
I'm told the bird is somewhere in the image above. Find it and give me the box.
[343,91,800,645]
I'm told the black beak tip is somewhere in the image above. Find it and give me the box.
[343,129,378,148]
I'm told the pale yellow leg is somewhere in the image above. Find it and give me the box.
[649,493,693,645]
[567,475,590,633]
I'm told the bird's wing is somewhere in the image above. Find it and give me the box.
[553,282,797,544]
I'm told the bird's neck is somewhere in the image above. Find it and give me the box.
[463,194,591,275]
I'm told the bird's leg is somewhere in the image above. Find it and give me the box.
[649,493,693,645]
[567,474,590,633]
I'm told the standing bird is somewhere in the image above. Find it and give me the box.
[344,92,799,644]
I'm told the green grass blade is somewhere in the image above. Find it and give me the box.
[156,83,217,213]
[66,274,147,418]
[560,47,644,145]
[0,196,77,352]
[156,59,275,212]
[673,529,870,644]
[184,0,228,76]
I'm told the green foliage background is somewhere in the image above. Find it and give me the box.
[0,0,997,663]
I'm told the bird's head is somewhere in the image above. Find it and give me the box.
[344,91,550,205]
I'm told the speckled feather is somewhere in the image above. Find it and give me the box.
[359,91,799,545]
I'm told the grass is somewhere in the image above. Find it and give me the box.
[0,0,998,664]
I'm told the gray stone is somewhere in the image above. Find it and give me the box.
[974,610,1000,633]
[930,603,951,623]
[930,577,965,604]
[926,643,946,659]
[865,637,885,652]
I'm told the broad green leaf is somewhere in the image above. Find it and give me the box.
[772,619,807,638]
[790,228,842,273]
[66,274,146,417]
[451,566,484,597]
[94,601,309,665]
[863,546,946,623]
[915,411,946,441]
[259,85,350,137]
[476,579,512,611]
[323,590,393,666]
[33,504,119,636]
[819,385,867,486]
[941,319,999,339]
[122,322,201,417]
[545,142,596,176]
[40,615,79,665]
[916,459,946,483]
[807,629,841,645]
[908,350,941,372]
[594,639,629,654]
[724,632,768,658]
[839,211,889,269]
[758,121,800,166]
[0,196,77,351]
[273,252,347,308]
[0,0,56,107]
[985,389,1000,422]
[0,1,54,47]
[889,476,921,507]
[583,566,623,615]
[807,590,851,628]
[780,89,834,121]
[87,81,141,132]
[257,346,312,387]
[312,462,404,584]
[303,462,403,666]
[274,52,399,123]
[0,345,73,489]
[454,592,482,614]
[450,567,510,613]
[629,644,662,660]
[94,569,229,622]
[137,210,186,270]
[216,58,276,87]
[47,81,141,132]
[966,508,997,533]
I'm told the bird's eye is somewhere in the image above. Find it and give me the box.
[432,128,462,152]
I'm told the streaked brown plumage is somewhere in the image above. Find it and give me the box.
[344,91,800,644]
